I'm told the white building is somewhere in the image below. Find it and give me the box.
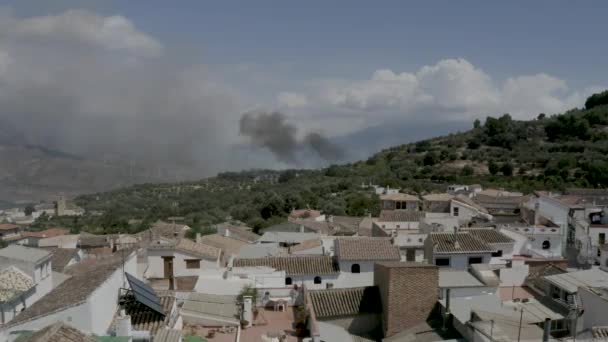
[393,233,427,262]
[438,268,498,299]
[450,195,493,226]
[372,210,424,235]
[146,238,221,279]
[0,245,53,316]
[3,251,138,339]
[424,231,494,270]
[334,238,400,288]
[501,225,563,258]
[0,266,36,325]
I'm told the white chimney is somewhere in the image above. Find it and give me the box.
[224,229,231,238]
[116,310,133,340]
[299,225,305,233]
[196,233,202,243]
[242,296,253,327]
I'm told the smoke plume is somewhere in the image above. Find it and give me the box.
[239,111,345,164]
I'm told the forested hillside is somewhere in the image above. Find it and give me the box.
[35,91,608,235]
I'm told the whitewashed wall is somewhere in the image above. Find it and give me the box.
[433,253,492,270]
[146,249,219,278]
[335,261,375,288]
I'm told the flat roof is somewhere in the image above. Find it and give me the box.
[439,269,484,288]
[544,268,608,293]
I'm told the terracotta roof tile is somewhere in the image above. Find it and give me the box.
[26,322,95,342]
[462,228,515,244]
[380,193,420,201]
[42,247,79,272]
[378,210,425,222]
[335,238,400,261]
[428,232,494,254]
[309,286,382,318]
[0,224,20,231]
[22,228,69,239]
[0,266,34,302]
[200,234,247,256]
[233,256,339,276]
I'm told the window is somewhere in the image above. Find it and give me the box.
[351,264,361,273]
[453,207,459,217]
[396,201,402,210]
[468,257,483,265]
[542,240,551,250]
[435,258,450,267]
[285,277,293,285]
[185,259,201,269]
[396,225,400,229]
[600,233,606,245]
[314,276,322,284]
[491,250,503,257]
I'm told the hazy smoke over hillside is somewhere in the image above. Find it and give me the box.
[239,111,345,164]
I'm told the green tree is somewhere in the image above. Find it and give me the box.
[488,161,499,175]
[585,90,608,110]
[461,165,474,176]
[423,152,438,166]
[473,119,481,129]
[501,162,514,176]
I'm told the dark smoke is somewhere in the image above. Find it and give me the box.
[239,111,345,164]
[304,132,345,161]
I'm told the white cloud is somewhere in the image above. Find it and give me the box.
[10,9,162,57]
[278,58,599,135]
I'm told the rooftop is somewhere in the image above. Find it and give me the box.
[148,238,221,260]
[199,234,247,256]
[380,193,420,202]
[257,231,320,244]
[462,228,515,244]
[438,269,484,288]
[120,293,175,334]
[309,286,382,318]
[24,322,95,342]
[289,209,322,219]
[233,256,339,276]
[428,232,494,254]
[8,252,135,328]
[215,223,259,243]
[0,245,51,264]
[42,247,79,272]
[22,228,69,239]
[181,293,239,324]
[544,268,608,293]
[0,266,34,302]
[0,223,20,231]
[378,210,425,222]
[335,238,400,261]
[422,193,454,201]
[453,194,490,214]
[288,238,323,254]
[237,243,288,258]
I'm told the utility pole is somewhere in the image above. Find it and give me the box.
[517,308,524,342]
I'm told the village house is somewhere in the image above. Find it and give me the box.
[233,255,340,290]
[37,234,80,249]
[0,246,53,317]
[199,231,248,265]
[438,267,498,300]
[461,227,516,264]
[146,238,221,281]
[0,224,22,242]
[214,223,259,243]
[393,233,427,262]
[334,238,400,287]
[17,228,69,247]
[380,193,420,211]
[422,193,453,213]
[0,266,36,325]
[450,194,493,225]
[373,210,424,236]
[424,231,495,269]
[2,251,137,338]
[42,248,81,273]
[501,224,564,258]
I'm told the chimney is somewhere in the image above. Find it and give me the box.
[196,233,202,243]
[242,296,253,327]
[224,229,231,238]
[534,202,540,226]
[300,225,305,233]
[374,262,438,337]
[542,318,551,342]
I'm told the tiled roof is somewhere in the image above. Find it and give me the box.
[380,193,420,201]
[335,238,400,261]
[42,247,79,272]
[200,234,247,256]
[0,224,20,231]
[0,245,51,264]
[125,294,175,333]
[463,228,515,244]
[289,238,323,253]
[215,223,259,243]
[378,210,425,222]
[422,193,454,201]
[233,256,339,276]
[453,195,489,214]
[154,329,182,342]
[0,266,34,302]
[289,209,322,219]
[78,233,109,248]
[309,286,382,318]
[8,252,134,328]
[593,326,608,339]
[148,238,221,260]
[22,228,69,239]
[38,234,80,248]
[428,232,494,254]
[26,322,95,342]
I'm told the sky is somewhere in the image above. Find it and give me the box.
[1,1,607,175]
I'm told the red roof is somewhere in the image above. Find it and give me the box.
[23,228,70,239]
[0,224,20,231]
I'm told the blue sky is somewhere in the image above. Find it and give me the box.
[1,1,607,171]
[9,0,607,88]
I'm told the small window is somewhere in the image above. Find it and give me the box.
[185,259,201,269]
[435,258,450,267]
[285,277,293,285]
[542,240,551,250]
[382,225,386,229]
[491,250,503,257]
[351,264,361,273]
[418,238,423,243]
[396,201,402,210]
[600,233,606,245]
[453,207,459,217]
[396,225,400,229]
[314,276,322,284]
[468,257,483,265]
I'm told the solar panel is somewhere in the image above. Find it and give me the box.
[125,272,165,316]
